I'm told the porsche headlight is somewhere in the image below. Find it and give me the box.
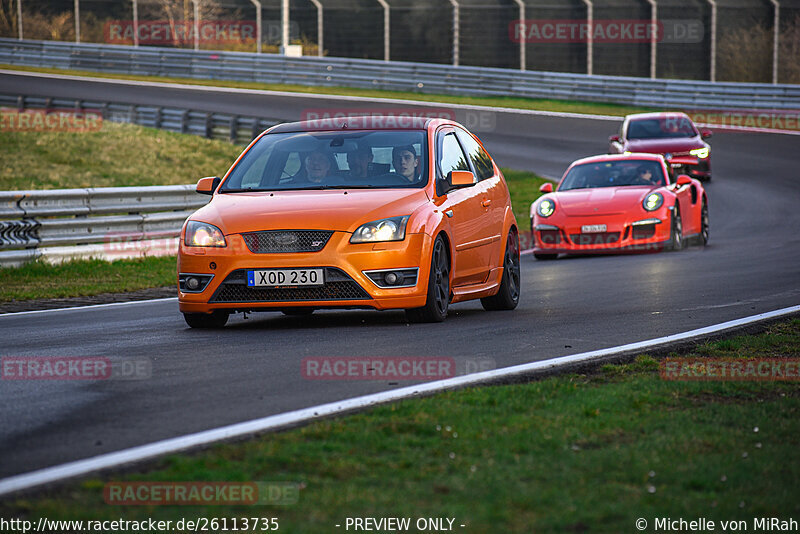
[536,198,556,218]
[689,147,709,159]
[185,220,226,247]
[350,216,409,243]
[643,192,664,212]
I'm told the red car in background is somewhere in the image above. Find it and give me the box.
[609,112,713,181]
[530,153,709,260]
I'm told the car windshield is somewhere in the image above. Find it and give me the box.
[627,117,698,139]
[558,160,666,191]
[220,130,428,192]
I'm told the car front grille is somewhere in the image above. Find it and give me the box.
[569,232,621,245]
[210,268,370,303]
[241,230,334,253]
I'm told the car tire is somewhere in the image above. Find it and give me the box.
[533,252,558,260]
[669,205,684,251]
[481,230,521,311]
[183,311,229,329]
[700,200,709,246]
[406,236,450,323]
[281,308,315,316]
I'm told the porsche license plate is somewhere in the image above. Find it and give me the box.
[581,224,607,233]
[247,269,324,287]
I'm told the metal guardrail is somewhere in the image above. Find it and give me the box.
[2,38,799,111]
[0,185,206,268]
[0,94,281,145]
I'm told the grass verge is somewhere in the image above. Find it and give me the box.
[1,63,653,118]
[0,257,177,302]
[0,121,243,190]
[2,320,798,532]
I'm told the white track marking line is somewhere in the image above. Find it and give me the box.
[0,298,177,318]
[0,303,797,497]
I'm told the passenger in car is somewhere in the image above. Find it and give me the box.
[347,143,373,179]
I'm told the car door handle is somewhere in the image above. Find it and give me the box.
[481,199,492,207]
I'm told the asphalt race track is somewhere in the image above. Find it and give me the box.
[1,71,799,479]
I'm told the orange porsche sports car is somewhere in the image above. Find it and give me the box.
[530,153,709,260]
[178,117,520,328]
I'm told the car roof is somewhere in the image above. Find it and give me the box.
[625,112,691,121]
[569,153,665,167]
[269,115,452,133]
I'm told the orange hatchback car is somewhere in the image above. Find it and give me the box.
[178,117,520,328]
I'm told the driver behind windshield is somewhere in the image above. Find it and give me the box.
[296,148,334,184]
[392,145,421,183]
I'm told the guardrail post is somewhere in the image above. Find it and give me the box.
[128,104,136,125]
[154,107,162,130]
[180,110,189,134]
[230,115,238,143]
[16,95,24,111]
[205,113,212,139]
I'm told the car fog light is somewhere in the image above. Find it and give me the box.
[384,272,399,285]
[186,277,200,290]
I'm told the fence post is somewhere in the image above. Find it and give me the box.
[191,0,200,51]
[74,0,80,43]
[770,0,780,84]
[230,115,238,143]
[132,0,139,47]
[17,0,23,40]
[377,0,390,61]
[582,0,593,75]
[449,0,459,67]
[512,0,525,71]
[250,0,262,54]
[707,0,716,82]
[646,0,657,78]
[309,0,323,57]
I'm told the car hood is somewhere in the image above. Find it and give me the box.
[189,188,431,235]
[554,187,655,216]
[626,137,705,154]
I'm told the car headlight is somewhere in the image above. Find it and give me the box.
[536,198,556,218]
[350,216,410,243]
[184,220,227,247]
[643,192,664,212]
[689,147,709,159]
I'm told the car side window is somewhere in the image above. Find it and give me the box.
[438,132,470,179]
[455,129,494,181]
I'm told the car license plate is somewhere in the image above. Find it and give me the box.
[581,224,607,233]
[247,269,323,287]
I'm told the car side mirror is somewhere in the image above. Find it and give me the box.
[609,134,620,143]
[196,176,221,195]
[676,174,692,187]
[701,129,712,139]
[448,170,475,188]
[539,183,554,193]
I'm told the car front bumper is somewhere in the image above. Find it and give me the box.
[178,231,433,313]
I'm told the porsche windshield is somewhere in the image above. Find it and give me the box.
[627,117,698,139]
[559,160,666,191]
[220,130,428,192]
